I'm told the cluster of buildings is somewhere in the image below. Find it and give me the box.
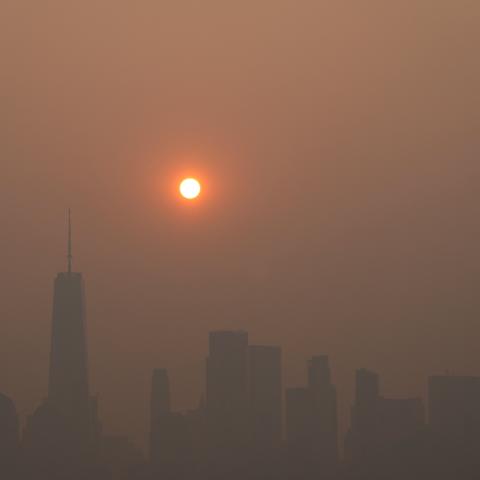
[148,332,480,480]
[2,225,480,479]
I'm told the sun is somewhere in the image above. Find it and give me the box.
[179,177,201,200]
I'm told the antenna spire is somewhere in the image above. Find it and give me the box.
[67,209,72,274]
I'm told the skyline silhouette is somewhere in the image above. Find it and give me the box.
[2,217,480,479]
[2,3,480,478]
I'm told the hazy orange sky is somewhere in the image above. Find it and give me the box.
[1,1,480,449]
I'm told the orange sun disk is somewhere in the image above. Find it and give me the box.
[179,178,201,200]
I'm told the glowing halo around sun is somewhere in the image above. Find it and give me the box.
[179,177,201,200]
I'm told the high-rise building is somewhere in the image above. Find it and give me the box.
[377,398,424,442]
[0,393,19,473]
[286,387,311,448]
[48,271,89,419]
[151,412,190,466]
[349,368,380,438]
[286,356,338,476]
[249,345,282,450]
[355,368,380,408]
[346,369,424,465]
[206,331,249,454]
[26,211,100,465]
[150,368,172,463]
[308,355,332,389]
[150,369,171,424]
[48,212,89,419]
[150,369,207,477]
[308,356,338,465]
[429,375,480,441]
[345,368,381,462]
[425,375,480,475]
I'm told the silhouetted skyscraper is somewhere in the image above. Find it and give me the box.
[424,375,480,479]
[151,412,191,467]
[48,212,90,421]
[24,212,100,470]
[149,369,206,478]
[377,397,424,442]
[308,356,338,465]
[206,331,249,458]
[150,369,170,424]
[48,268,90,413]
[149,368,171,463]
[0,393,19,474]
[249,345,282,450]
[429,375,480,441]
[286,387,311,447]
[355,368,380,409]
[286,356,338,477]
[345,368,381,462]
[346,368,425,472]
[347,368,380,444]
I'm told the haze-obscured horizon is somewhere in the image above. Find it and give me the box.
[2,1,479,449]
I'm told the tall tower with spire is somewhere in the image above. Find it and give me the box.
[22,212,99,471]
[47,210,93,444]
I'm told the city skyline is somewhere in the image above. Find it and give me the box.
[2,212,480,453]
[1,224,480,479]
[2,220,479,444]
[2,1,480,478]
[0,213,480,480]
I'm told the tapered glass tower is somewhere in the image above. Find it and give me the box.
[47,211,95,450]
